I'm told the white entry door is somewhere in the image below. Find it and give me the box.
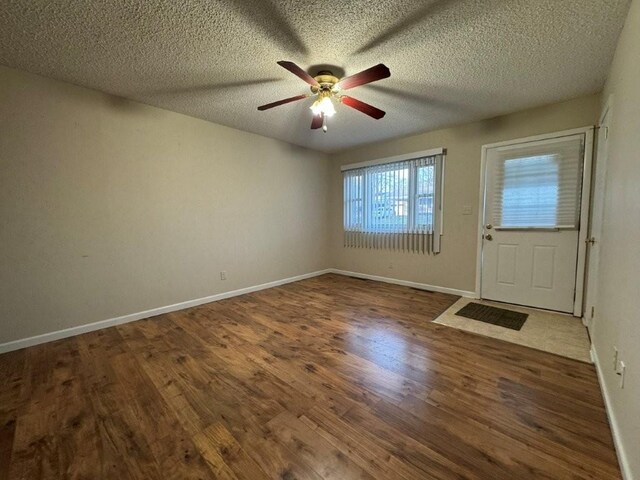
[481,133,587,313]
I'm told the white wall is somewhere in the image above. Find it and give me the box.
[0,65,331,345]
[592,1,640,478]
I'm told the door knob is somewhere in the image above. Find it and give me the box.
[485,234,493,241]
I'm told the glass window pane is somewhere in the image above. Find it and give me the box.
[501,155,559,227]
[492,136,583,228]
[368,167,409,232]
[417,165,434,195]
[344,174,363,229]
[416,165,434,228]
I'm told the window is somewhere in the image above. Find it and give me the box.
[492,136,583,229]
[343,150,444,253]
[501,155,559,227]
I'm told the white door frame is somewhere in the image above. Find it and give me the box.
[583,96,614,330]
[475,126,595,317]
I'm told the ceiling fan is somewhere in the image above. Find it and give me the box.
[258,61,391,133]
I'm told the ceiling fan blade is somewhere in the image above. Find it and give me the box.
[341,95,386,119]
[311,114,323,129]
[257,94,308,111]
[277,61,319,87]
[337,64,390,90]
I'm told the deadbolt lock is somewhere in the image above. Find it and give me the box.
[485,224,493,229]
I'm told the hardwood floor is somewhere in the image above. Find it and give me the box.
[0,274,621,479]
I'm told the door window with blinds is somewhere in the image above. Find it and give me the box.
[491,136,584,229]
[342,150,444,253]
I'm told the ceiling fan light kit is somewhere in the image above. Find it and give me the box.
[310,92,336,117]
[258,61,390,133]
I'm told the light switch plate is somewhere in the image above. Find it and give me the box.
[462,205,472,215]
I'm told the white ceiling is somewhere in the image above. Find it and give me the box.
[0,0,630,152]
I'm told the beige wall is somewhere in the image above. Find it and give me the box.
[593,0,640,477]
[0,66,606,344]
[329,95,601,292]
[0,65,331,345]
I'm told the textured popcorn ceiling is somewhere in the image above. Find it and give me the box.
[0,0,630,152]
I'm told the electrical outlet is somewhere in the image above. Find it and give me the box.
[613,347,618,371]
[220,271,226,280]
[617,361,626,389]
[388,263,393,270]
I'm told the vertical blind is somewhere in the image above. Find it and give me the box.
[343,153,443,254]
[492,135,584,228]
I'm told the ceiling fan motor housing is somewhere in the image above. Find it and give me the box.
[311,71,340,93]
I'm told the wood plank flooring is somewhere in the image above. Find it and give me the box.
[0,274,621,479]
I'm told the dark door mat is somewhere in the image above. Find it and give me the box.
[455,303,528,331]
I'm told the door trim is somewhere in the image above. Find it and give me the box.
[475,126,595,316]
[584,95,614,331]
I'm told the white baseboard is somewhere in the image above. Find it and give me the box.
[0,269,332,354]
[0,268,475,354]
[329,269,476,298]
[591,344,633,480]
